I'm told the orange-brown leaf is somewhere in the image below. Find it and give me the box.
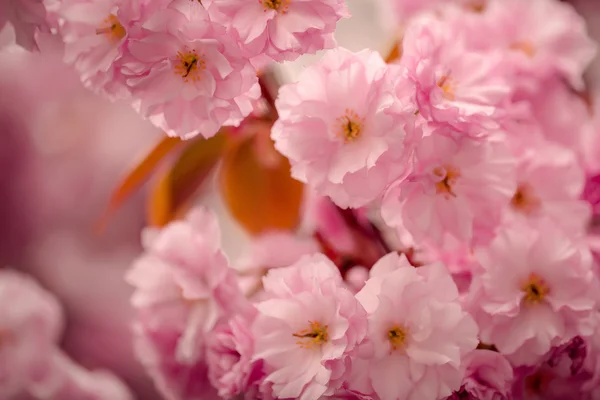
[219,134,304,235]
[97,136,182,232]
[385,38,403,63]
[147,133,227,227]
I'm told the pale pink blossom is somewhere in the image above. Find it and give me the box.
[252,254,367,399]
[351,252,479,400]
[51,0,143,98]
[133,323,220,400]
[445,350,514,400]
[513,78,592,155]
[504,140,591,238]
[382,130,516,247]
[468,220,596,366]
[123,2,259,139]
[0,269,63,399]
[127,207,246,364]
[0,0,49,50]
[205,309,264,398]
[471,0,597,90]
[205,0,349,64]
[272,48,421,208]
[401,17,511,131]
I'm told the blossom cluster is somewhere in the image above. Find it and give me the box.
[1,0,348,138]
[123,0,600,399]
[5,0,600,398]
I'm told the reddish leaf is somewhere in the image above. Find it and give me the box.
[219,133,304,235]
[147,133,227,227]
[97,136,181,232]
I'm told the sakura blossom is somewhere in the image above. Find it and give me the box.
[252,254,367,399]
[504,139,591,238]
[469,0,597,89]
[272,47,422,208]
[122,1,260,139]
[468,220,596,366]
[351,252,479,399]
[382,129,516,247]
[205,0,349,64]
[400,16,511,131]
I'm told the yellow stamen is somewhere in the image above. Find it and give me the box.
[261,0,289,13]
[437,75,455,100]
[96,14,126,44]
[388,325,407,352]
[293,321,329,349]
[511,183,541,214]
[174,49,206,82]
[510,41,536,58]
[434,165,461,197]
[336,109,363,143]
[521,273,549,305]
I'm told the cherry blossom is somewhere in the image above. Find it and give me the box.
[382,129,515,247]
[272,47,421,208]
[351,252,479,399]
[205,0,349,64]
[252,254,367,399]
[468,220,596,366]
[123,1,260,139]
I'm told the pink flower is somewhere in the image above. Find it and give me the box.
[123,2,259,139]
[126,206,245,367]
[471,0,596,90]
[513,78,591,155]
[401,17,511,131]
[504,140,590,238]
[446,350,514,400]
[0,0,49,50]
[51,0,143,98]
[133,324,220,400]
[0,269,63,398]
[351,252,479,400]
[252,254,367,399]
[205,0,349,64]
[205,310,264,398]
[382,129,516,247]
[272,48,421,208]
[468,220,596,366]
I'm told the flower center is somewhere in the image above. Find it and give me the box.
[261,0,289,13]
[437,75,455,100]
[521,274,549,305]
[95,14,126,44]
[293,321,328,349]
[511,183,541,214]
[388,325,407,352]
[434,165,461,197]
[174,49,206,82]
[510,41,536,58]
[336,109,364,143]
